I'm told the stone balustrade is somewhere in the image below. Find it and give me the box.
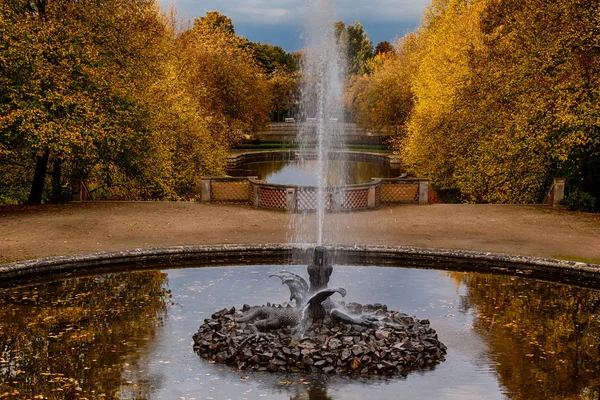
[201,176,430,212]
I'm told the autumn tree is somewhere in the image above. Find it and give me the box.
[177,22,272,145]
[269,69,301,122]
[397,0,600,204]
[0,0,163,204]
[0,5,272,203]
[119,10,272,200]
[194,10,235,34]
[375,41,394,55]
[345,35,417,136]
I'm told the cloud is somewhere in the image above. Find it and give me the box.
[160,0,428,49]
[164,0,429,25]
[338,0,429,22]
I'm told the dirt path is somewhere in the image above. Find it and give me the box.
[1,202,599,263]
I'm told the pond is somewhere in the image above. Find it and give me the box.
[1,265,599,399]
[229,160,400,185]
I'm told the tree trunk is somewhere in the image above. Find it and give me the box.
[51,160,62,203]
[27,150,50,205]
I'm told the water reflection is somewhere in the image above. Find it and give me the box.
[450,273,600,400]
[233,160,399,185]
[1,267,599,399]
[0,271,170,399]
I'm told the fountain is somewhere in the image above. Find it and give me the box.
[2,0,600,397]
[192,246,447,376]
[192,0,448,377]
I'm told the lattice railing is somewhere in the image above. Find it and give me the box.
[296,189,333,212]
[297,189,317,211]
[381,182,419,203]
[341,189,369,210]
[202,176,430,209]
[211,181,249,202]
[259,188,287,210]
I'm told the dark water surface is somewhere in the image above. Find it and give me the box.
[1,266,599,399]
[233,160,399,185]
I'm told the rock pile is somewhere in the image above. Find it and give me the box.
[193,303,447,377]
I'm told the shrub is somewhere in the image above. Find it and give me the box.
[564,190,597,213]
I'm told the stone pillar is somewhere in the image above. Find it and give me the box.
[330,189,343,212]
[368,186,376,208]
[286,188,296,212]
[307,246,333,292]
[254,186,261,207]
[553,178,566,207]
[201,179,211,202]
[418,181,429,205]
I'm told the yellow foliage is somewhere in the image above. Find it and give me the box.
[0,3,273,202]
[345,34,418,136]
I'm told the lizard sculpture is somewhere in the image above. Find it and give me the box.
[236,288,347,332]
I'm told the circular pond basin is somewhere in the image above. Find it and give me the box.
[1,264,599,399]
[230,159,400,185]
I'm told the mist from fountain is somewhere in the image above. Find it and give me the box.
[292,0,347,245]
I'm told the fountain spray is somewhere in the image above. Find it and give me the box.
[298,0,347,245]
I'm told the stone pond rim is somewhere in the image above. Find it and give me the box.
[1,244,599,286]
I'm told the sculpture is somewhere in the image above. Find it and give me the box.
[193,247,448,376]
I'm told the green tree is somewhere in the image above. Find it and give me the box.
[335,21,374,75]
[249,42,298,76]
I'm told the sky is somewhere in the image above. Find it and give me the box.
[161,0,430,51]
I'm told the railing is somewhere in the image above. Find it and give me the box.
[380,178,430,205]
[202,176,430,212]
[226,151,402,171]
[201,177,256,203]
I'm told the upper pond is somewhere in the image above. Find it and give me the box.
[229,160,400,185]
[1,265,599,399]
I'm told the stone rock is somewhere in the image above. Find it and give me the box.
[328,338,342,350]
[192,301,448,378]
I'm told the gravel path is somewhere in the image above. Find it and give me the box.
[0,202,599,263]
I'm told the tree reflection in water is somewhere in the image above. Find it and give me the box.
[2,267,600,400]
[0,271,170,399]
[451,272,600,400]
